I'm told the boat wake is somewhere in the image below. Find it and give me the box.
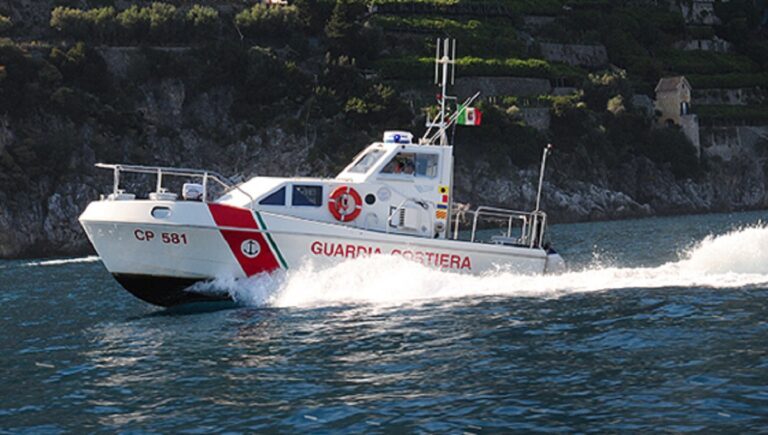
[197,224,768,308]
[22,256,101,267]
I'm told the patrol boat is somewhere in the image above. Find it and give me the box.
[79,40,565,307]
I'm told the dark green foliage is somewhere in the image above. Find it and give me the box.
[377,56,558,79]
[714,0,768,69]
[694,105,768,124]
[49,42,110,94]
[658,50,759,75]
[0,14,13,34]
[293,0,336,34]
[686,73,768,89]
[640,127,700,179]
[234,4,303,38]
[454,101,547,170]
[51,6,116,40]
[51,3,226,44]
[343,83,410,127]
[208,46,312,122]
[185,5,219,39]
[0,40,57,116]
[325,0,376,60]
[582,70,632,112]
[547,87,701,178]
[325,0,360,41]
[116,3,178,42]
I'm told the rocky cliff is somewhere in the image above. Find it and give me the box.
[2,0,768,259]
[1,55,766,259]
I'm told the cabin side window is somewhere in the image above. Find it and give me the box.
[415,154,439,178]
[292,185,323,207]
[381,153,439,178]
[259,187,286,206]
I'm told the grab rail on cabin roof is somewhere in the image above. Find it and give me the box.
[95,163,255,205]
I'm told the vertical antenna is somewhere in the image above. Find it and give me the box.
[451,39,456,85]
[434,39,440,85]
[423,38,456,146]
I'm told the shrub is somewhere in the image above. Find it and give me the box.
[49,42,110,93]
[234,4,302,38]
[86,7,117,41]
[641,127,700,179]
[0,14,12,34]
[659,50,759,75]
[693,105,768,124]
[147,2,177,40]
[0,40,55,115]
[116,5,151,41]
[343,83,408,126]
[687,73,768,89]
[377,56,556,80]
[50,7,89,38]
[51,6,118,40]
[186,4,218,37]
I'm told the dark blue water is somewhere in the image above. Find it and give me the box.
[2,211,768,432]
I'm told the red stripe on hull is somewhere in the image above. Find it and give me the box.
[208,204,281,276]
[208,203,259,228]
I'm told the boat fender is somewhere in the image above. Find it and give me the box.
[328,186,363,222]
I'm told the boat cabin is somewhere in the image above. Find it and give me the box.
[217,131,455,239]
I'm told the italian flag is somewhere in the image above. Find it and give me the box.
[457,106,482,126]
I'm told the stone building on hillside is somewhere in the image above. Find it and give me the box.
[655,76,701,156]
[680,0,719,25]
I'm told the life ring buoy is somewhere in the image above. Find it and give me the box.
[328,186,363,222]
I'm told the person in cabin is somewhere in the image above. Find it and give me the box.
[382,153,416,176]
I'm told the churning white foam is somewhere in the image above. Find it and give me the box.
[200,224,768,308]
[22,255,100,267]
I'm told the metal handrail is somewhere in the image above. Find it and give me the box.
[95,163,255,205]
[460,205,547,249]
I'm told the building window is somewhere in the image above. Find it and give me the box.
[681,101,690,115]
[292,185,323,207]
[259,187,286,206]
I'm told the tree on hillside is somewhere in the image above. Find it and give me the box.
[325,0,362,53]
[0,14,12,34]
[325,0,381,62]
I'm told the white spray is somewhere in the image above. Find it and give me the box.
[195,224,768,309]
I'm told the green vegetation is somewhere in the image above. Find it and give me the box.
[377,56,578,80]
[687,73,768,89]
[694,105,768,124]
[234,4,303,38]
[0,14,12,34]
[658,50,759,75]
[6,0,768,188]
[371,15,525,57]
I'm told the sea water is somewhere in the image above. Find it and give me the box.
[1,211,767,432]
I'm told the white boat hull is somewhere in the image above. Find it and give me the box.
[80,200,564,306]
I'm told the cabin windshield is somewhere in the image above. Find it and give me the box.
[348,148,386,174]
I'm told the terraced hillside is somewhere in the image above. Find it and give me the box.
[1,0,768,257]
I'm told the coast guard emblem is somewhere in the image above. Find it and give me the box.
[240,239,261,259]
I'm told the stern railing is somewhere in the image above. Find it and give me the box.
[451,205,548,249]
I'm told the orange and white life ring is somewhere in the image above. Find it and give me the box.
[328,186,363,222]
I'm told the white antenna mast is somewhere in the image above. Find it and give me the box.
[421,38,456,146]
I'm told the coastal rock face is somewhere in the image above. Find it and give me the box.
[1,50,768,259]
